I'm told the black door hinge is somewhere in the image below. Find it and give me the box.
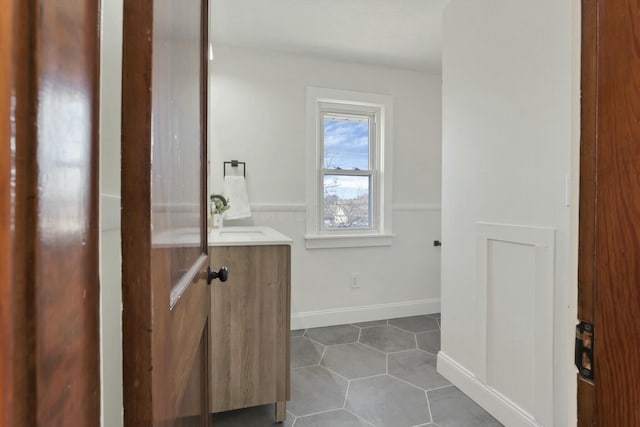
[575,321,594,381]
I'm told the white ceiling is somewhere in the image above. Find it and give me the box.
[211,0,447,74]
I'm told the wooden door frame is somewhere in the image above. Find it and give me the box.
[577,0,597,425]
[120,1,156,418]
[0,0,23,423]
[578,0,640,424]
[1,0,101,426]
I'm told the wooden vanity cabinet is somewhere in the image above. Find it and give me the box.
[209,244,291,421]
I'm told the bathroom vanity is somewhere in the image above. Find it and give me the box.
[208,226,292,422]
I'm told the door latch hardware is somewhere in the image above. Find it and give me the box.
[575,321,594,381]
[207,266,229,285]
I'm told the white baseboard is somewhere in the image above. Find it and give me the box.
[291,299,440,330]
[437,352,542,427]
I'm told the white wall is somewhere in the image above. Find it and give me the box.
[99,0,123,425]
[210,46,443,328]
[439,1,579,427]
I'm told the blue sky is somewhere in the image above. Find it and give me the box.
[323,117,369,170]
[323,116,370,200]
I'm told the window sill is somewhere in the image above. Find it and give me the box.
[304,233,394,249]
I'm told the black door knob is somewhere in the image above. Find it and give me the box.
[207,266,229,284]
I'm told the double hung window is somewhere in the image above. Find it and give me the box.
[321,106,376,231]
[305,87,393,248]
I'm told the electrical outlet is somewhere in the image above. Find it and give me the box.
[350,273,361,289]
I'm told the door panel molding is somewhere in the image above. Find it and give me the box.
[475,222,555,427]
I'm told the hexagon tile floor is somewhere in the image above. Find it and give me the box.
[212,314,503,427]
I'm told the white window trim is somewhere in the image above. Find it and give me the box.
[305,87,394,249]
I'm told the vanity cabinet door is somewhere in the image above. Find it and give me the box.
[210,245,291,418]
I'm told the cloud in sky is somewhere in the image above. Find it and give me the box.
[324,119,369,148]
[324,118,369,170]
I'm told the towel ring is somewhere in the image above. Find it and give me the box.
[223,160,246,178]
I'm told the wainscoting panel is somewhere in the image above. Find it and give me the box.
[473,222,555,426]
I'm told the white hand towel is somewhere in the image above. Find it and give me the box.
[223,175,252,219]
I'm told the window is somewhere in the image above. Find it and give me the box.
[305,87,393,249]
[322,109,374,230]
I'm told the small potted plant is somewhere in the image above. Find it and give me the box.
[210,194,230,229]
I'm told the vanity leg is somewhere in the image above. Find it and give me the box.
[275,401,286,423]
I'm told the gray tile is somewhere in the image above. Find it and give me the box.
[321,343,386,379]
[346,375,430,427]
[291,337,325,368]
[388,350,450,390]
[212,404,294,427]
[287,411,296,426]
[305,324,360,345]
[389,316,439,333]
[416,330,441,354]
[289,366,348,417]
[359,325,416,353]
[353,320,387,328]
[428,387,503,427]
[291,329,306,337]
[294,409,370,427]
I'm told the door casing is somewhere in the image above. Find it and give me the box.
[578,0,640,424]
[0,1,101,426]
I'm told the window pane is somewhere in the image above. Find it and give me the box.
[323,175,371,229]
[324,115,369,170]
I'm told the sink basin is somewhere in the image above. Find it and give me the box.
[209,226,292,247]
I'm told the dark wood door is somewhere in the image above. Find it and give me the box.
[1,0,101,426]
[578,0,640,424]
[121,0,211,425]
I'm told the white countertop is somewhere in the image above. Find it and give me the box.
[152,226,293,247]
[209,226,293,247]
